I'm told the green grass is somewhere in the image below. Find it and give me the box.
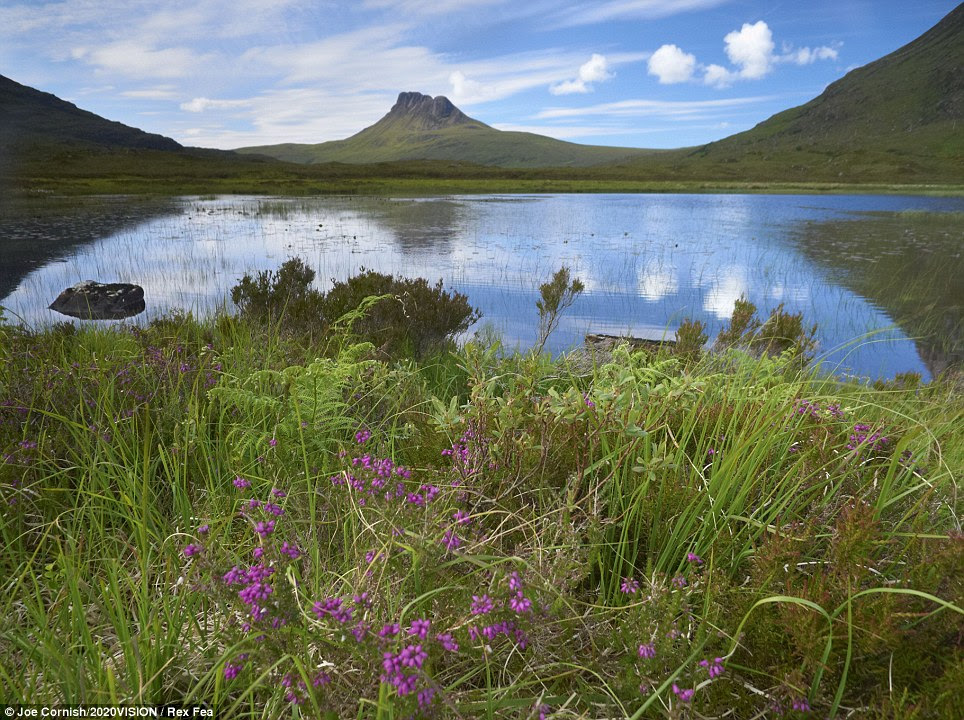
[1,310,961,717]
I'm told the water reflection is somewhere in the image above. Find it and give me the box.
[1,193,961,380]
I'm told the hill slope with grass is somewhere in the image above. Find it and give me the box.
[0,74,183,152]
[650,3,964,182]
[237,91,656,168]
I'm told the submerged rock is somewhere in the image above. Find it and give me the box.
[49,281,145,320]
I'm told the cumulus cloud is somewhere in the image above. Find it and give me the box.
[647,44,697,84]
[643,21,840,89]
[550,53,613,94]
[702,63,735,88]
[723,21,774,79]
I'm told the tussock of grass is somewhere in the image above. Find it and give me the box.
[1,311,961,717]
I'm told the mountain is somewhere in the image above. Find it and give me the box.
[664,3,963,182]
[237,91,655,168]
[0,74,183,152]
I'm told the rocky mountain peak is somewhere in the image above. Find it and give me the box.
[387,91,474,129]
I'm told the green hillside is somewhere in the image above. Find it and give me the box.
[0,74,183,152]
[651,3,964,182]
[238,91,658,168]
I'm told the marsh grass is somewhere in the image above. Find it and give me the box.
[0,308,961,717]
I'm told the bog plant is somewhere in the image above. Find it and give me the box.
[535,265,584,353]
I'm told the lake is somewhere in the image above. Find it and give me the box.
[2,193,962,380]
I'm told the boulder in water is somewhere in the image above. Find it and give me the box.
[49,281,145,320]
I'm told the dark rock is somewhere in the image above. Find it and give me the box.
[49,280,145,319]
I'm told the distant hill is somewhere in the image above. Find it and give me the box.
[0,74,183,152]
[659,3,964,182]
[237,91,656,168]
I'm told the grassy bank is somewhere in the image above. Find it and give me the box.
[4,145,963,197]
[1,311,961,718]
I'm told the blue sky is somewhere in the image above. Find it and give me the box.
[1,0,957,150]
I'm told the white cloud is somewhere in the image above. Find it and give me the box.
[449,71,493,103]
[536,95,774,120]
[550,53,614,94]
[691,22,838,88]
[779,45,839,65]
[180,97,252,112]
[702,63,735,88]
[724,21,775,79]
[121,86,179,100]
[491,123,645,140]
[363,0,506,14]
[647,44,697,84]
[554,0,729,27]
[71,42,211,79]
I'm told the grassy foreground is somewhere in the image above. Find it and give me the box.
[1,311,961,718]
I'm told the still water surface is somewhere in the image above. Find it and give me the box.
[2,193,962,380]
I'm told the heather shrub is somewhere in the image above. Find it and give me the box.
[230,257,325,335]
[715,296,818,366]
[323,269,480,358]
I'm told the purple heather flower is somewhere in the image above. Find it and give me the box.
[280,541,300,559]
[252,547,264,559]
[197,524,210,535]
[379,623,400,638]
[272,488,287,498]
[268,437,278,448]
[436,633,459,653]
[264,502,284,516]
[222,566,243,584]
[238,582,272,606]
[233,476,250,489]
[792,698,811,712]
[672,575,687,588]
[470,594,495,615]
[417,686,436,709]
[686,552,703,565]
[408,618,431,640]
[246,499,261,510]
[355,428,372,444]
[182,544,202,557]
[254,519,275,537]
[700,657,725,678]
[313,597,344,620]
[441,529,462,550]
[637,643,656,659]
[507,571,523,591]
[351,622,369,641]
[620,577,640,594]
[672,684,695,702]
[508,591,532,614]
[223,663,243,680]
[312,672,332,688]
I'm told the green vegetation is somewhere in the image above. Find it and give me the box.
[232,257,479,358]
[1,277,961,717]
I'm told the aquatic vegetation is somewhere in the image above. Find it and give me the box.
[0,304,961,718]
